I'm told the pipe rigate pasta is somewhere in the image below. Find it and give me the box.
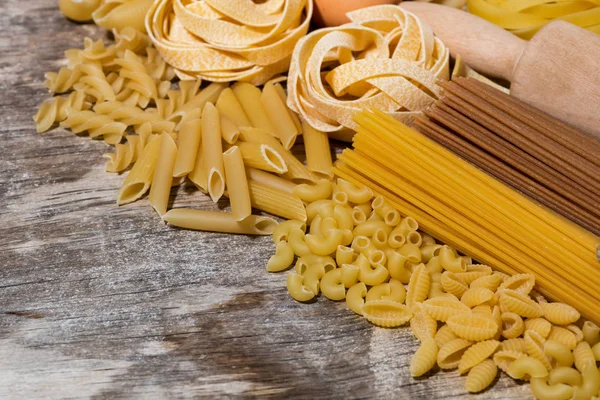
[362,300,412,328]
[458,339,500,374]
[498,290,543,319]
[524,318,552,339]
[406,264,430,309]
[501,312,525,339]
[544,340,574,368]
[498,273,536,295]
[422,296,471,322]
[437,338,473,370]
[548,326,578,351]
[465,359,497,393]
[540,302,581,326]
[548,367,583,386]
[507,356,548,381]
[461,287,495,308]
[446,314,499,342]
[410,339,438,377]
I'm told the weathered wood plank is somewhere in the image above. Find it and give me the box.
[0,1,531,398]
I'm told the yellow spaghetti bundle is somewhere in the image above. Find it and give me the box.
[333,109,600,325]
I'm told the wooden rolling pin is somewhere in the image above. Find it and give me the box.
[400,2,600,139]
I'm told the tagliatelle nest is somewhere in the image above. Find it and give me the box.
[146,0,313,85]
[287,5,450,133]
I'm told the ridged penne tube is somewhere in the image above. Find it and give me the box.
[273,220,306,244]
[293,179,333,203]
[459,340,501,374]
[336,178,373,204]
[188,136,207,192]
[173,118,202,178]
[320,269,346,301]
[232,82,275,133]
[336,245,355,267]
[530,377,574,400]
[439,245,468,273]
[544,340,575,368]
[548,367,582,386]
[215,87,251,128]
[289,228,311,257]
[248,180,306,222]
[261,81,298,149]
[465,359,497,393]
[302,120,333,178]
[583,321,600,346]
[239,127,316,183]
[286,272,316,302]
[162,209,277,235]
[346,282,367,315]
[222,146,251,221]
[149,133,177,216]
[117,135,162,205]
[220,115,240,144]
[306,229,344,256]
[266,241,294,272]
[246,167,296,195]
[201,102,224,202]
[507,357,548,380]
[235,141,287,175]
[410,339,438,377]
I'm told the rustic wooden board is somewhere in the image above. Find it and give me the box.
[0,1,532,398]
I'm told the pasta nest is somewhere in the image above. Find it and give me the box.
[146,0,313,85]
[287,4,450,134]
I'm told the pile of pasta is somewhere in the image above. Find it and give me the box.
[146,0,313,85]
[287,5,449,137]
[467,0,600,39]
[34,28,338,233]
[268,178,600,397]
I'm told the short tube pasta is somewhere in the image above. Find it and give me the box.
[302,120,333,178]
[261,81,298,149]
[320,269,346,301]
[305,229,344,256]
[149,133,177,216]
[223,146,252,221]
[272,220,306,244]
[117,135,162,205]
[247,180,307,222]
[215,87,251,128]
[236,141,287,174]
[336,178,373,204]
[162,209,277,235]
[246,167,296,195]
[173,118,202,178]
[232,82,275,133]
[582,321,600,346]
[439,245,468,273]
[346,282,367,315]
[201,102,225,202]
[286,273,316,302]
[293,179,333,203]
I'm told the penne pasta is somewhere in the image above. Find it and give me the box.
[302,120,333,178]
[232,82,275,134]
[188,137,207,192]
[220,114,240,144]
[215,87,251,128]
[261,81,298,149]
[163,208,277,235]
[245,167,296,195]
[149,132,177,216]
[247,180,307,222]
[173,118,201,178]
[223,146,251,221]
[273,82,302,134]
[201,102,225,202]
[236,141,287,174]
[117,134,162,205]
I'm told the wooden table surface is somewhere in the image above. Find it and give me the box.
[0,1,532,398]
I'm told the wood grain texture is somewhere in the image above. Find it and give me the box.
[0,1,532,398]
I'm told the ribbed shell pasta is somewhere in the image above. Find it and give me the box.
[410,308,438,342]
[406,264,430,309]
[524,330,552,370]
[573,341,596,373]
[410,339,438,377]
[465,359,497,393]
[422,296,471,322]
[501,338,527,353]
[498,273,536,295]
[470,274,502,292]
[362,300,412,328]
[461,287,495,308]
[441,271,468,298]
[457,265,492,285]
[524,318,552,339]
[501,312,525,339]
[437,338,473,370]
[493,350,528,374]
[540,302,581,325]
[548,326,578,351]
[434,324,458,348]
[498,290,543,318]
[447,314,499,341]
[458,339,501,374]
